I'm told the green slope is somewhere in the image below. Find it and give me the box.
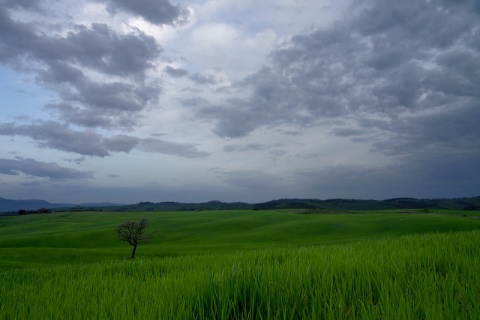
[2,209,480,271]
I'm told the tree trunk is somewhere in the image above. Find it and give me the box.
[131,244,137,259]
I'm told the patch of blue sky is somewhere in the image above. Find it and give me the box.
[0,66,52,122]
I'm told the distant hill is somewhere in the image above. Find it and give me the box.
[99,200,253,212]
[0,197,117,214]
[252,197,480,211]
[0,197,58,212]
[1,196,480,214]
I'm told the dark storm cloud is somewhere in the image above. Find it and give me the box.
[0,121,111,157]
[331,128,367,138]
[223,170,284,191]
[103,135,140,153]
[138,138,210,158]
[0,12,161,76]
[182,0,480,199]
[163,65,189,77]
[42,73,160,129]
[293,104,480,199]
[36,23,161,76]
[199,96,273,138]
[197,0,480,140]
[0,8,162,130]
[0,7,37,62]
[45,102,122,129]
[0,0,42,10]
[189,73,216,85]
[293,149,480,200]
[223,143,270,152]
[0,122,209,158]
[103,0,188,25]
[0,157,92,180]
[63,157,87,165]
[180,96,210,108]
[371,102,480,156]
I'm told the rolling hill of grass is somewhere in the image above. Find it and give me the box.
[2,209,480,271]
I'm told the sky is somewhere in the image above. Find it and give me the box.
[1,0,479,204]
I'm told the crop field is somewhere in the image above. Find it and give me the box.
[1,209,480,318]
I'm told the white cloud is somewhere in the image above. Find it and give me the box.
[185,22,277,75]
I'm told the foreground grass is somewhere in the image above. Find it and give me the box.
[1,230,480,319]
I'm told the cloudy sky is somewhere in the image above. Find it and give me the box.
[1,0,479,204]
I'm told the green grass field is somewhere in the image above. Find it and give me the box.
[1,209,480,318]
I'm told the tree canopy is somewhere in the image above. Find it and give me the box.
[116,218,152,259]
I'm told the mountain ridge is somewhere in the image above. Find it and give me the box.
[2,196,480,214]
[0,197,118,213]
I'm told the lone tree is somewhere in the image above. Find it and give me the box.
[116,218,152,259]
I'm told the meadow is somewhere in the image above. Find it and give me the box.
[1,209,480,318]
